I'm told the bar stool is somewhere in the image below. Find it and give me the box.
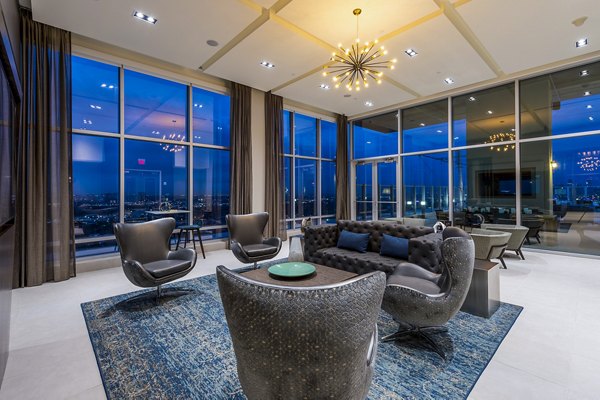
[176,224,206,259]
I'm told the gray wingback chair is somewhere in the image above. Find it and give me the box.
[216,265,386,400]
[226,212,282,269]
[381,227,475,359]
[113,218,197,298]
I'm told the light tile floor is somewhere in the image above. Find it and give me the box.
[0,247,599,399]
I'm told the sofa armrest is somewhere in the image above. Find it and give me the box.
[303,224,339,259]
[408,232,443,273]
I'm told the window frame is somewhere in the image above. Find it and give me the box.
[71,54,231,254]
[283,110,336,228]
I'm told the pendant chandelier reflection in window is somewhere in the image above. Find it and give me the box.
[161,119,185,153]
[577,150,600,172]
[485,132,516,152]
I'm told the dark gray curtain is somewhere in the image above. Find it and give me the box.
[14,10,74,287]
[264,92,287,240]
[229,82,252,215]
[336,114,350,220]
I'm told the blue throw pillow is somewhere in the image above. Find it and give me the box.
[380,234,409,259]
[337,230,370,253]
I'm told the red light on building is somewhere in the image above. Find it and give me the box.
[138,158,145,165]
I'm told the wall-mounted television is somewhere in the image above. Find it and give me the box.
[477,168,535,198]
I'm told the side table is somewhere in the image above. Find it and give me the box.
[460,259,500,318]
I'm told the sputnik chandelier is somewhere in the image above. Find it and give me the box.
[485,132,516,152]
[322,8,396,91]
[577,150,600,172]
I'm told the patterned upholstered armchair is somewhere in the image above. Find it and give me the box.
[381,228,475,359]
[216,265,386,400]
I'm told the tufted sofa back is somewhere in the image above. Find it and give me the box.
[337,220,434,253]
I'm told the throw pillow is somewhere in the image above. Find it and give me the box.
[337,230,370,253]
[380,234,409,259]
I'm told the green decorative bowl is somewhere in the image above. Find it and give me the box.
[268,262,316,278]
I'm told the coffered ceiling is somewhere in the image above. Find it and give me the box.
[28,0,600,117]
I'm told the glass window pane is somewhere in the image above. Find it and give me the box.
[402,100,448,153]
[521,135,600,255]
[294,158,317,217]
[354,111,398,159]
[72,56,119,133]
[321,161,336,215]
[284,156,291,219]
[321,120,337,159]
[192,87,230,146]
[356,163,372,221]
[124,70,187,140]
[403,153,449,220]
[452,84,515,147]
[72,134,120,238]
[294,113,317,157]
[124,139,188,225]
[283,110,291,154]
[75,240,118,258]
[377,161,397,220]
[193,147,230,227]
[520,61,600,138]
[452,147,516,226]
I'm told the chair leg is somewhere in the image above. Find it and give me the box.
[517,249,525,260]
[184,229,188,248]
[191,229,197,250]
[525,237,531,245]
[176,230,183,250]
[536,234,541,244]
[197,229,206,259]
[253,261,258,269]
[499,257,507,269]
[156,285,162,300]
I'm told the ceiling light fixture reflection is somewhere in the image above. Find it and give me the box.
[365,101,374,107]
[419,122,426,127]
[584,91,591,96]
[405,48,418,57]
[444,77,454,84]
[485,132,516,152]
[161,120,185,153]
[580,70,589,76]
[587,105,593,109]
[576,38,588,48]
[133,11,158,24]
[487,110,493,114]
[319,83,330,90]
[323,8,395,91]
[589,116,594,121]
[468,96,476,102]
[577,151,600,171]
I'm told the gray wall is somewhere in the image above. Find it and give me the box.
[0,0,19,389]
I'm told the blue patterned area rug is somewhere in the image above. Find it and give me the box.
[81,265,522,400]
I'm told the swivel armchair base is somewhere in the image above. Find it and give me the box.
[382,325,449,360]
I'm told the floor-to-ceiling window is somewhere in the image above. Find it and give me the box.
[71,55,231,256]
[351,60,600,257]
[284,110,336,227]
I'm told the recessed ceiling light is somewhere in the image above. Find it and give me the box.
[454,136,459,140]
[108,85,114,89]
[487,110,493,114]
[193,103,203,108]
[589,116,595,121]
[344,94,352,98]
[444,77,455,84]
[206,40,219,47]
[580,70,589,77]
[468,96,476,102]
[419,122,426,127]
[366,141,372,144]
[133,11,158,24]
[365,101,374,107]
[436,130,443,133]
[576,38,588,48]
[260,61,275,69]
[511,128,515,132]
[319,83,330,90]
[584,91,591,96]
[89,104,102,110]
[405,48,418,57]
[100,83,107,88]
[587,104,593,109]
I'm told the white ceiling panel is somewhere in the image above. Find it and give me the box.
[273,71,415,116]
[458,0,600,74]
[278,0,439,47]
[384,15,496,96]
[30,0,259,69]
[206,19,333,92]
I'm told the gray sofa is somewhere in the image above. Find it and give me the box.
[304,220,443,275]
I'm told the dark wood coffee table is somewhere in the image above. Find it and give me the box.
[241,262,357,287]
